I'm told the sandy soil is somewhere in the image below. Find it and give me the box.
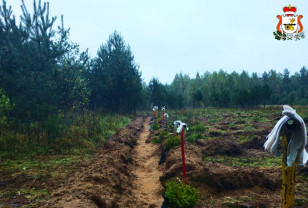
[132,118,163,207]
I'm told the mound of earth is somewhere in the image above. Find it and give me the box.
[41,117,147,208]
[157,136,287,207]
[196,138,242,156]
[198,162,280,191]
[160,144,203,183]
[239,135,267,150]
[159,142,280,192]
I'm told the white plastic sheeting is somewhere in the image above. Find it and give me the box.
[264,105,308,166]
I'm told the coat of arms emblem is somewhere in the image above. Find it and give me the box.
[274,4,305,41]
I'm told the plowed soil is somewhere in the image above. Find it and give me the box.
[41,116,163,208]
[152,110,308,208]
[2,113,308,208]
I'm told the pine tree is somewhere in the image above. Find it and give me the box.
[90,31,142,113]
[0,0,89,121]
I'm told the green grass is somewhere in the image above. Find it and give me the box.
[152,130,170,144]
[295,199,308,206]
[297,174,308,182]
[152,137,161,143]
[203,155,281,168]
[222,196,242,207]
[209,197,215,204]
[186,133,205,143]
[189,122,206,133]
[222,194,256,207]
[166,136,181,150]
[17,188,50,204]
[237,133,255,144]
[207,119,218,123]
[152,122,160,130]
[243,125,255,131]
[228,123,237,127]
[0,113,131,159]
[1,154,94,177]
[208,128,227,136]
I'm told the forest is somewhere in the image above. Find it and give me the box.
[1,0,308,157]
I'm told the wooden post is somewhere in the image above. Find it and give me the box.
[180,128,187,185]
[162,110,165,128]
[156,109,158,124]
[281,129,296,208]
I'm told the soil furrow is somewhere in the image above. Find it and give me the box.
[132,118,163,207]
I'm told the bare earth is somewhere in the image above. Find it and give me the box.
[132,119,163,207]
[41,116,164,208]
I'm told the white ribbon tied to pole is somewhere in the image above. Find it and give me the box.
[164,113,168,118]
[264,105,308,166]
[173,120,187,133]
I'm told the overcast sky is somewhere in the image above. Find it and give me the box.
[5,0,308,84]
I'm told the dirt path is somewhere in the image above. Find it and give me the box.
[133,119,164,207]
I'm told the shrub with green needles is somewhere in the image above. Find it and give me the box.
[165,179,200,208]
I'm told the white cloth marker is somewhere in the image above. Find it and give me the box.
[173,120,187,133]
[264,105,308,166]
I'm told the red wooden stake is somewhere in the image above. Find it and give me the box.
[180,128,188,185]
[162,111,165,127]
[156,109,158,124]
[153,110,156,121]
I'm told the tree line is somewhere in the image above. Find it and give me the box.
[147,67,308,109]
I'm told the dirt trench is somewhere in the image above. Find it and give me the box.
[41,116,164,208]
[132,119,164,207]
